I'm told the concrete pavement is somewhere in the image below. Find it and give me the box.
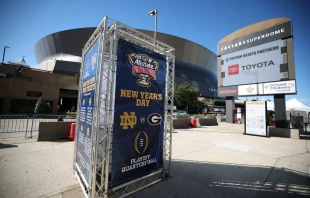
[135,126,310,198]
[0,124,309,198]
[0,132,78,198]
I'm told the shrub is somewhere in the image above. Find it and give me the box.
[34,97,51,114]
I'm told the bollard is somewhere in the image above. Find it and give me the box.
[191,116,197,128]
[236,118,242,124]
[68,123,76,141]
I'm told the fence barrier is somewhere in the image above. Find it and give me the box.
[173,114,226,119]
[0,115,30,133]
[0,114,76,138]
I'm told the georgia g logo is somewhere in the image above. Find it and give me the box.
[147,113,162,126]
[128,53,159,87]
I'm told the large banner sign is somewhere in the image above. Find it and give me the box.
[220,39,287,87]
[217,21,292,55]
[245,101,267,136]
[110,39,166,187]
[76,39,100,185]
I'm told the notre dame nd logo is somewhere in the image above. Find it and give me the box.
[120,112,137,129]
[128,53,159,87]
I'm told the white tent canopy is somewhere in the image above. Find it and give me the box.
[267,98,310,112]
[267,101,274,111]
[286,98,310,111]
[8,56,30,68]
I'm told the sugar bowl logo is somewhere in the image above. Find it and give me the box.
[128,53,159,87]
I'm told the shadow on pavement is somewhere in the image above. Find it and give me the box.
[47,139,72,143]
[0,143,18,149]
[135,160,310,198]
[300,133,310,140]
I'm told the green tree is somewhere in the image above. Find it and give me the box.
[34,97,51,114]
[175,82,200,114]
[204,98,215,105]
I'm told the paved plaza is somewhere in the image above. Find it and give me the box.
[0,124,309,198]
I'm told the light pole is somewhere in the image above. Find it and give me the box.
[2,46,10,64]
[148,9,158,43]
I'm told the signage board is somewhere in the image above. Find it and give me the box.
[219,80,296,97]
[75,39,100,185]
[220,39,288,87]
[238,84,258,96]
[245,101,267,136]
[218,86,238,97]
[263,80,296,94]
[217,21,292,55]
[110,39,166,187]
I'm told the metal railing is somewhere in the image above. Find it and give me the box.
[0,114,30,133]
[173,114,191,119]
[173,114,226,119]
[0,114,76,138]
[192,114,208,119]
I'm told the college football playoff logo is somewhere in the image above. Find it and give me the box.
[134,131,149,154]
[128,53,159,87]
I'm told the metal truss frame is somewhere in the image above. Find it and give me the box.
[74,16,175,198]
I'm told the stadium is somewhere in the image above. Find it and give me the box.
[33,27,218,95]
[0,27,218,114]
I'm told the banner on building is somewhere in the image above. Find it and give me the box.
[110,39,166,188]
[238,84,258,96]
[217,21,292,55]
[220,39,288,86]
[263,80,296,94]
[217,86,239,97]
[75,39,100,185]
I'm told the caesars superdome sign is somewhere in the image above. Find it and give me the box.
[217,21,292,55]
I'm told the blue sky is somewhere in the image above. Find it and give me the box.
[0,0,309,104]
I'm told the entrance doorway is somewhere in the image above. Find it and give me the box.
[58,89,78,113]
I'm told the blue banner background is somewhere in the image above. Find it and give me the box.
[76,39,99,185]
[110,39,167,188]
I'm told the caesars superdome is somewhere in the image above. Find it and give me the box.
[34,28,218,98]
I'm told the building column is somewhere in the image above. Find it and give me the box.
[274,94,287,128]
[226,96,235,123]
